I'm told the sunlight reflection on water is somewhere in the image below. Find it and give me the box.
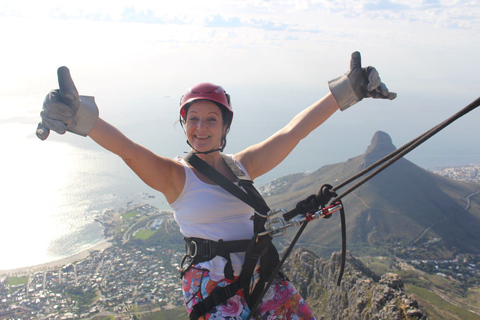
[0,122,165,270]
[1,93,479,270]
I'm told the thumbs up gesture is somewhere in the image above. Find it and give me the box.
[36,67,99,140]
[328,51,397,111]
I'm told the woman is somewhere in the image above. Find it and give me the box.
[37,51,396,319]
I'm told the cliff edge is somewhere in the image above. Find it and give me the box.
[283,248,428,319]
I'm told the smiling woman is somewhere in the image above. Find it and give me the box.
[33,49,398,318]
[2,0,479,317]
[185,101,227,153]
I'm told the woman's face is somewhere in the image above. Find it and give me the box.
[185,100,227,153]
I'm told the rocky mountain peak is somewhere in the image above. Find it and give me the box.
[283,248,427,319]
[362,131,397,168]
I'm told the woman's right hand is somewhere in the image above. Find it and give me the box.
[36,67,99,140]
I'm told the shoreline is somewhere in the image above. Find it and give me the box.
[0,240,112,276]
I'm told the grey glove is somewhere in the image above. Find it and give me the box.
[328,51,397,111]
[36,67,99,140]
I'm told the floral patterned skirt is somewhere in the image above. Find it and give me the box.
[182,266,317,319]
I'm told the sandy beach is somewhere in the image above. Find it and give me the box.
[0,240,112,276]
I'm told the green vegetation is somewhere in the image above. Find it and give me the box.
[138,307,188,319]
[134,229,157,240]
[123,214,160,243]
[424,274,467,297]
[122,214,183,251]
[360,256,480,319]
[396,270,430,287]
[6,276,28,286]
[124,211,140,220]
[406,284,480,320]
[134,216,153,229]
[360,256,391,275]
[465,288,480,309]
[142,226,183,252]
[64,286,97,311]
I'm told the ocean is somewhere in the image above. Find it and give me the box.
[0,125,168,270]
[0,94,177,270]
[1,93,479,271]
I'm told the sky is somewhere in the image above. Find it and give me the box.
[1,0,480,269]
[2,0,479,94]
[1,0,480,184]
[1,0,480,271]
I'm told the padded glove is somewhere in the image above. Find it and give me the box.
[36,67,98,140]
[328,51,397,111]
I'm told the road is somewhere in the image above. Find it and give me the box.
[409,187,480,246]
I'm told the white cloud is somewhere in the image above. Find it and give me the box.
[1,0,479,270]
[1,0,478,101]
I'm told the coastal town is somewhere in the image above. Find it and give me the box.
[0,205,187,319]
[1,164,479,319]
[431,164,480,183]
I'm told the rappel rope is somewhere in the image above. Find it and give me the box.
[331,96,480,203]
[246,96,480,319]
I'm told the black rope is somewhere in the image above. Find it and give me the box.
[332,97,480,203]
[247,185,339,318]
[246,222,308,319]
[283,184,337,221]
[333,130,431,192]
[337,200,346,286]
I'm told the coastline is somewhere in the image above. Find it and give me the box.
[0,240,112,276]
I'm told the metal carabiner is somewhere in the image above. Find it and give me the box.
[187,240,198,258]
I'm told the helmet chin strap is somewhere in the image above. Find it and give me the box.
[186,140,223,155]
[185,135,227,155]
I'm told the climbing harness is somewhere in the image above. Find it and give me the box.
[183,97,480,319]
[183,152,281,320]
[181,237,251,280]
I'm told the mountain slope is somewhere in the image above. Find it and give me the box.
[283,248,428,319]
[262,131,480,258]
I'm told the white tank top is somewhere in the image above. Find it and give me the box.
[169,155,255,279]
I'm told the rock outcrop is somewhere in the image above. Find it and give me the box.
[283,248,428,319]
[362,130,397,168]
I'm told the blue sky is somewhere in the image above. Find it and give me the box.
[1,0,480,269]
[1,0,479,179]
[2,0,479,95]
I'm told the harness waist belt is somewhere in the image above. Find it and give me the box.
[184,237,251,262]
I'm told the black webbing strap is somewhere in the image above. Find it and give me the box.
[184,153,278,319]
[184,153,269,214]
[189,280,242,320]
[182,237,252,280]
[189,235,273,320]
[220,154,271,231]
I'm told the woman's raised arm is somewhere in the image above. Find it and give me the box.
[88,118,184,202]
[236,93,338,180]
[236,52,396,180]
[37,67,184,203]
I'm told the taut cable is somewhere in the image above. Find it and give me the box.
[332,97,480,203]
